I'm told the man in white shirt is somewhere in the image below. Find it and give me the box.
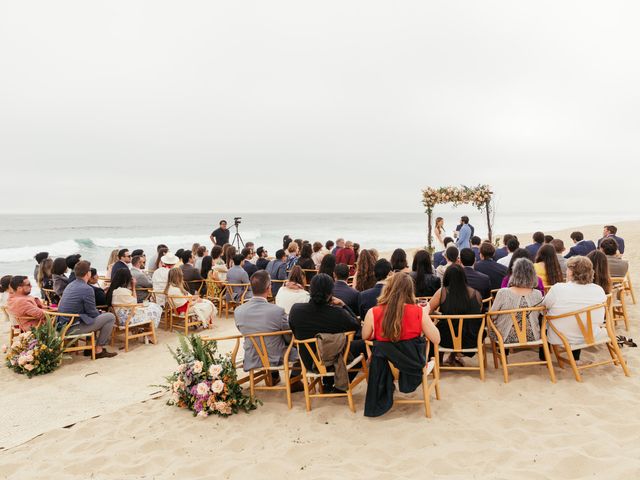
[497,238,520,267]
[151,253,179,306]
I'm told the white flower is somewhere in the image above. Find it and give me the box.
[192,361,203,374]
[211,380,225,394]
[177,364,186,373]
[208,364,223,379]
[196,382,210,396]
[197,410,209,418]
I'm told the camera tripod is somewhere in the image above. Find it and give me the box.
[231,223,245,249]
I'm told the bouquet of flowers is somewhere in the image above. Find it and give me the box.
[4,321,63,378]
[164,335,260,418]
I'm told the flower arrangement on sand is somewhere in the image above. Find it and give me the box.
[164,335,260,418]
[4,321,63,378]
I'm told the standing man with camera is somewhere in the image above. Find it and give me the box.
[210,219,230,247]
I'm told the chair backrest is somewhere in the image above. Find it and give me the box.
[293,332,354,375]
[222,283,250,302]
[486,306,546,344]
[202,333,243,369]
[111,303,139,324]
[429,314,486,351]
[135,288,152,301]
[167,295,193,314]
[204,279,225,300]
[186,279,205,295]
[41,288,58,305]
[0,305,14,323]
[44,311,81,338]
[245,330,294,369]
[544,302,607,346]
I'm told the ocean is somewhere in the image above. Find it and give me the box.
[0,211,637,278]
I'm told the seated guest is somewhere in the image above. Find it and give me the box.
[544,235,554,244]
[296,243,317,283]
[497,238,520,267]
[475,242,508,291]
[525,231,545,260]
[147,244,168,273]
[57,261,117,358]
[459,248,491,300]
[565,231,596,258]
[33,251,49,283]
[433,237,455,268]
[284,242,300,271]
[52,257,70,297]
[429,264,483,366]
[105,249,119,278]
[242,247,258,277]
[164,268,216,326]
[543,256,608,364]
[7,275,47,330]
[597,225,625,255]
[534,244,564,286]
[151,253,179,306]
[266,249,288,296]
[131,249,145,258]
[255,246,270,271]
[358,259,393,318]
[282,235,292,251]
[110,249,132,281]
[587,250,612,294]
[599,238,629,278]
[331,238,344,255]
[352,249,377,292]
[66,254,82,282]
[88,268,107,306]
[226,254,253,300]
[0,275,12,322]
[495,234,515,261]
[234,271,301,387]
[107,268,163,329]
[37,258,56,303]
[194,245,208,270]
[276,266,310,314]
[325,240,335,256]
[332,263,360,313]
[390,248,411,273]
[311,242,325,269]
[318,253,337,277]
[289,274,363,379]
[180,250,204,294]
[244,242,258,264]
[471,236,482,261]
[131,255,153,302]
[223,246,236,268]
[550,239,568,278]
[436,246,459,279]
[335,241,356,274]
[489,258,544,343]
[501,248,545,293]
[410,249,440,298]
[209,245,228,281]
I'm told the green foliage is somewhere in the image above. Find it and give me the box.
[5,321,63,378]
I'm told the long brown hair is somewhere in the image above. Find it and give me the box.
[587,250,611,294]
[164,267,188,296]
[377,273,416,342]
[535,244,563,285]
[37,258,53,288]
[354,249,376,292]
[287,265,306,287]
[154,247,169,270]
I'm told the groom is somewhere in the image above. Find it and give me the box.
[456,216,473,250]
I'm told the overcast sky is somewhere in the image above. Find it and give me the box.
[1,1,638,214]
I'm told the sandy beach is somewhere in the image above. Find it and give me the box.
[1,221,638,479]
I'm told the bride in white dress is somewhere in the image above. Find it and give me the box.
[433,217,448,250]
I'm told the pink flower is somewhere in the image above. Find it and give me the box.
[211,380,224,394]
[24,364,34,371]
[208,364,223,379]
[196,382,210,396]
[197,410,208,418]
[192,361,203,374]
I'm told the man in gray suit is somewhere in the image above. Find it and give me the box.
[226,254,252,300]
[131,255,153,302]
[57,260,117,358]
[234,271,300,387]
[600,238,629,278]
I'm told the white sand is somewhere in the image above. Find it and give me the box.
[0,222,639,479]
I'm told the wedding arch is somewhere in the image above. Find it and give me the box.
[422,184,494,250]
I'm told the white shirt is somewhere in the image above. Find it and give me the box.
[542,282,607,346]
[0,291,10,322]
[152,267,171,306]
[497,253,513,267]
[275,287,310,315]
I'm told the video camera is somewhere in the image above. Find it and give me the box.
[233,216,242,226]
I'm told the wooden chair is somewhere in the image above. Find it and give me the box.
[202,333,248,383]
[204,279,226,308]
[543,302,630,382]
[135,288,153,302]
[219,283,250,318]
[166,295,203,335]
[44,311,95,360]
[301,269,318,283]
[431,314,487,380]
[98,276,111,289]
[110,304,157,352]
[41,288,58,306]
[186,279,205,296]
[293,332,368,413]
[149,290,172,330]
[620,271,636,304]
[486,306,556,383]
[365,339,441,418]
[268,280,286,303]
[2,306,25,344]
[610,278,630,331]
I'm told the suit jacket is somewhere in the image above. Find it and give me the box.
[58,279,102,326]
[456,224,472,249]
[358,282,384,318]
[565,240,596,258]
[333,280,360,314]
[607,255,629,278]
[91,284,107,306]
[598,235,625,254]
[494,247,508,261]
[525,243,543,261]
[266,259,288,296]
[131,267,153,302]
[226,266,252,300]
[433,250,446,268]
[234,297,296,370]
[243,262,258,277]
[463,266,491,300]
[110,261,129,281]
[472,247,481,262]
[256,257,270,271]
[474,259,508,291]
[181,264,204,294]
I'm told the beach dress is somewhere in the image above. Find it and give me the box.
[111,287,162,328]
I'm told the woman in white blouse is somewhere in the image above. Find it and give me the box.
[164,268,216,327]
[275,266,310,315]
[107,268,163,328]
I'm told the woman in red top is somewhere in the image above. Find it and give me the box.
[361,272,440,344]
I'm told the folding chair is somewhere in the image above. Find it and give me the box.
[365,339,441,418]
[45,311,96,360]
[431,314,487,380]
[219,283,250,318]
[610,278,630,331]
[544,302,630,382]
[293,332,368,413]
[110,304,157,352]
[166,295,203,335]
[486,306,556,383]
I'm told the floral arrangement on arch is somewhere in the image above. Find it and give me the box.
[164,335,260,418]
[4,321,63,378]
[422,184,492,210]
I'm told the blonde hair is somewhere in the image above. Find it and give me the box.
[567,256,594,285]
[287,243,299,254]
[106,249,119,268]
[377,273,417,342]
[165,267,188,295]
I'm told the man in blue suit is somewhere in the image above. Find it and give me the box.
[460,248,492,300]
[525,232,545,260]
[433,237,454,268]
[597,225,625,255]
[475,242,508,291]
[495,234,515,261]
[332,264,360,314]
[565,231,596,258]
[456,216,472,250]
[358,259,392,318]
[471,236,482,262]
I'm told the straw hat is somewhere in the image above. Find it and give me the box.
[160,253,179,265]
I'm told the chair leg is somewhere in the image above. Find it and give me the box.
[125,327,129,352]
[150,322,157,345]
[610,341,631,377]
[346,388,355,413]
[542,341,556,383]
[249,370,255,398]
[499,345,509,383]
[627,277,636,304]
[302,375,312,412]
[478,347,485,381]
[422,372,431,418]
[91,334,96,360]
[491,341,499,368]
[552,344,564,368]
[565,347,582,382]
